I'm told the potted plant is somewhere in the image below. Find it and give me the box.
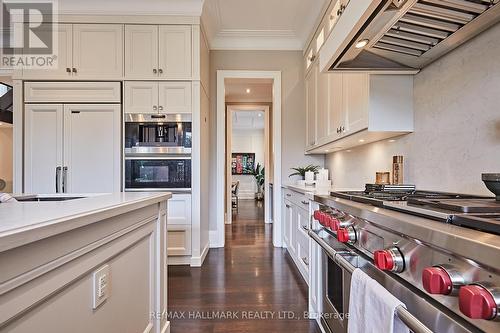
[252,163,265,201]
[289,165,320,185]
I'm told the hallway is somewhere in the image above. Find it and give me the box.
[168,200,321,333]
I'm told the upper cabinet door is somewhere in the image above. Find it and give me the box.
[158,25,192,80]
[124,81,159,114]
[125,25,158,79]
[63,104,121,193]
[343,73,369,135]
[24,104,64,194]
[158,82,192,114]
[305,62,317,148]
[328,73,344,138]
[72,24,124,79]
[22,24,73,79]
[316,65,329,145]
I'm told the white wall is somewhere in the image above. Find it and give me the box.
[326,23,500,196]
[0,127,13,192]
[231,128,265,199]
[208,50,324,230]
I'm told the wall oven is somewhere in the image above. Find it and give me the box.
[125,156,191,191]
[124,113,192,192]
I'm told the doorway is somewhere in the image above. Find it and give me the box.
[215,70,282,248]
[226,104,270,225]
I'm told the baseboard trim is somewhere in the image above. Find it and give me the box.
[168,256,191,265]
[190,241,209,267]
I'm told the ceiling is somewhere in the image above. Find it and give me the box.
[225,78,273,103]
[232,110,265,130]
[202,0,328,50]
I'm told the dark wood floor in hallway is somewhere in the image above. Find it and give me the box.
[168,199,321,333]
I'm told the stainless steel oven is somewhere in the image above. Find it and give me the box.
[320,235,358,333]
[125,156,191,191]
[125,113,192,155]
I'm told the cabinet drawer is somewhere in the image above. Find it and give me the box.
[167,194,192,225]
[167,225,191,256]
[283,188,310,210]
[24,82,121,103]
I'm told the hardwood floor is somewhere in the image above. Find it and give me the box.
[168,199,321,333]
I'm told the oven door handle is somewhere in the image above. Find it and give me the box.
[309,231,434,333]
[125,156,192,160]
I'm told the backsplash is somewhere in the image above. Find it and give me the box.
[326,23,500,196]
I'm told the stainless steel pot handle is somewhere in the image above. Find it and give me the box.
[309,230,434,333]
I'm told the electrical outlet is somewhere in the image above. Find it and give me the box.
[92,265,110,309]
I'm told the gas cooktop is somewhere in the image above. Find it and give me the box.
[331,189,500,235]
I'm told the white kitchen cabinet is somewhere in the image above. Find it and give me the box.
[124,81,159,114]
[283,200,292,248]
[125,25,159,79]
[124,81,192,114]
[167,225,192,256]
[24,104,121,193]
[167,194,192,225]
[22,24,73,79]
[72,24,124,79]
[63,104,121,193]
[306,71,414,154]
[24,82,121,103]
[24,105,63,194]
[125,25,192,80]
[158,25,192,80]
[305,62,317,148]
[158,82,192,114]
[21,24,123,80]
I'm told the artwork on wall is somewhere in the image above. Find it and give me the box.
[231,153,255,175]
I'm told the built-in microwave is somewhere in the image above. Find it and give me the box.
[124,113,192,155]
[125,156,191,191]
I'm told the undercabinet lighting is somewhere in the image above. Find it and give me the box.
[355,39,369,49]
[359,139,365,143]
[246,88,251,93]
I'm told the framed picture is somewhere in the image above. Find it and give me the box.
[231,153,255,175]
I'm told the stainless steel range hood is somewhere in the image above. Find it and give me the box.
[319,0,500,74]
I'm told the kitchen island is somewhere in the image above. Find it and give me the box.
[0,192,171,333]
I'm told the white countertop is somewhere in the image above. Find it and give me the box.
[282,183,358,195]
[0,192,171,252]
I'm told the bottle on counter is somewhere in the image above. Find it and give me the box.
[392,155,404,185]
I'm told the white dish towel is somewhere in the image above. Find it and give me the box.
[348,268,410,333]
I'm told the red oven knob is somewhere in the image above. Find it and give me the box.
[337,227,356,244]
[373,247,404,273]
[313,210,322,222]
[459,284,499,320]
[329,217,340,231]
[422,267,453,295]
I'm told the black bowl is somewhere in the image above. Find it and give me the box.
[482,173,500,200]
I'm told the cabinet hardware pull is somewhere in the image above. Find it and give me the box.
[285,204,291,208]
[301,200,308,205]
[158,68,163,74]
[158,106,164,111]
[302,257,309,266]
[55,166,62,193]
[302,225,309,232]
[153,105,158,111]
[72,68,77,73]
[151,114,166,119]
[153,68,157,74]
[62,166,68,193]
[66,68,71,73]
[286,193,292,197]
[71,111,81,114]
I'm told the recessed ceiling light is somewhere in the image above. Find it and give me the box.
[359,139,365,143]
[355,39,369,49]
[258,113,262,117]
[346,150,352,153]
[325,149,329,152]
[388,139,396,143]
[246,88,251,93]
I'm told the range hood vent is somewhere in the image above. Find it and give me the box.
[322,0,500,73]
